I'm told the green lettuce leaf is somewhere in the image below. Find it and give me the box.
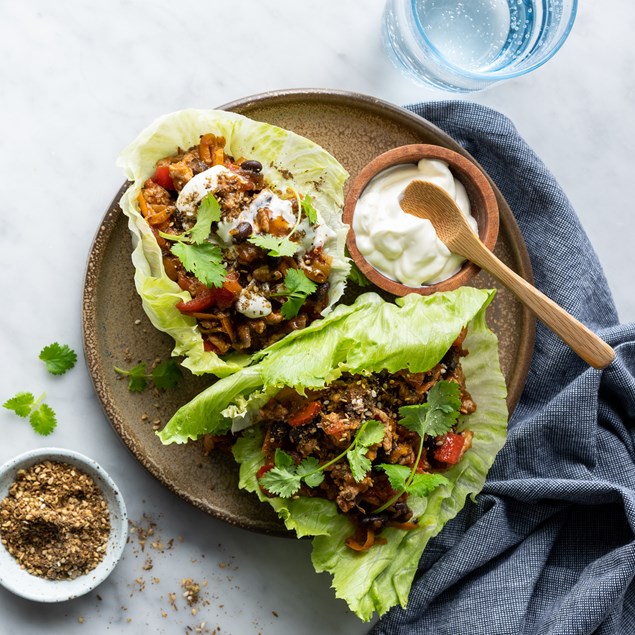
[158,288,508,620]
[117,109,350,376]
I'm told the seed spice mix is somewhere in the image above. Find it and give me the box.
[0,460,110,579]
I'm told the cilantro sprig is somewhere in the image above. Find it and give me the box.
[3,392,57,436]
[258,419,385,498]
[114,359,182,392]
[247,190,308,258]
[300,194,318,224]
[374,380,461,513]
[273,269,318,319]
[159,193,227,288]
[39,343,77,375]
[170,242,226,288]
[248,234,300,258]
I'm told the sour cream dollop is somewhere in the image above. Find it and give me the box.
[176,166,337,254]
[352,159,478,286]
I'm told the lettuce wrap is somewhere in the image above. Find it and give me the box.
[117,109,350,376]
[158,288,508,621]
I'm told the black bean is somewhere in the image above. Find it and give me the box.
[359,515,389,532]
[240,160,263,173]
[231,222,253,243]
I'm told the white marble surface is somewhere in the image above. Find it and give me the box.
[1,1,633,634]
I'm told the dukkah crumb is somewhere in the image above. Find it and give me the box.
[182,578,201,606]
[0,461,110,580]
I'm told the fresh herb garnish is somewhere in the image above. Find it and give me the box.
[3,392,57,436]
[39,343,77,375]
[258,418,385,497]
[158,193,227,287]
[170,242,227,288]
[377,464,449,498]
[301,194,318,224]
[189,192,221,244]
[247,190,306,257]
[374,380,461,512]
[346,419,386,481]
[114,359,182,392]
[273,269,318,319]
[248,233,300,258]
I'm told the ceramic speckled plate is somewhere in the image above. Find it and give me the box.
[82,89,535,535]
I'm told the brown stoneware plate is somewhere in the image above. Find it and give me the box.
[82,89,535,536]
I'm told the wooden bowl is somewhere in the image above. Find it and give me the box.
[343,144,500,296]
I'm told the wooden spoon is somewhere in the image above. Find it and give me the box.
[399,179,615,369]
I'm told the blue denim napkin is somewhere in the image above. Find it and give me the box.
[371,101,635,635]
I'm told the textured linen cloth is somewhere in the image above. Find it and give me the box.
[371,101,635,635]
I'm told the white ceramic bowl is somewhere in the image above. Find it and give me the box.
[0,447,127,602]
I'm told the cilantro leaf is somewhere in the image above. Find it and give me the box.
[377,463,410,492]
[189,193,221,244]
[4,393,58,436]
[374,381,462,514]
[259,450,323,496]
[29,403,57,436]
[275,269,318,320]
[296,457,324,487]
[248,234,299,258]
[170,242,227,288]
[3,392,35,418]
[347,450,373,483]
[284,269,318,296]
[151,359,182,390]
[114,362,148,392]
[407,472,450,498]
[39,343,77,375]
[273,448,295,471]
[398,380,461,438]
[259,466,302,498]
[115,359,183,392]
[356,419,385,448]
[279,296,303,320]
[257,419,384,497]
[301,195,318,224]
[377,464,449,498]
[346,419,385,482]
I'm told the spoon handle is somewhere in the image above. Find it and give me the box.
[454,234,615,369]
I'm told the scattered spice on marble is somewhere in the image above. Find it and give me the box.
[182,578,201,606]
[0,460,110,580]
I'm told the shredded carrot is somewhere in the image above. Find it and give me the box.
[146,206,172,226]
[345,529,386,552]
[212,147,225,166]
[137,191,150,217]
[388,521,419,531]
[199,133,215,164]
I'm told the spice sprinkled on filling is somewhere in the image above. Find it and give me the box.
[0,461,111,580]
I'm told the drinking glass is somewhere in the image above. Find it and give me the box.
[382,0,578,92]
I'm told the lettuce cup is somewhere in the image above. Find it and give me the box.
[158,289,508,620]
[117,110,350,377]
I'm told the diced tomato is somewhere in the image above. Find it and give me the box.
[214,274,242,309]
[256,464,275,497]
[152,165,175,190]
[176,287,217,313]
[257,464,274,479]
[433,433,465,465]
[287,401,321,427]
[176,274,243,313]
